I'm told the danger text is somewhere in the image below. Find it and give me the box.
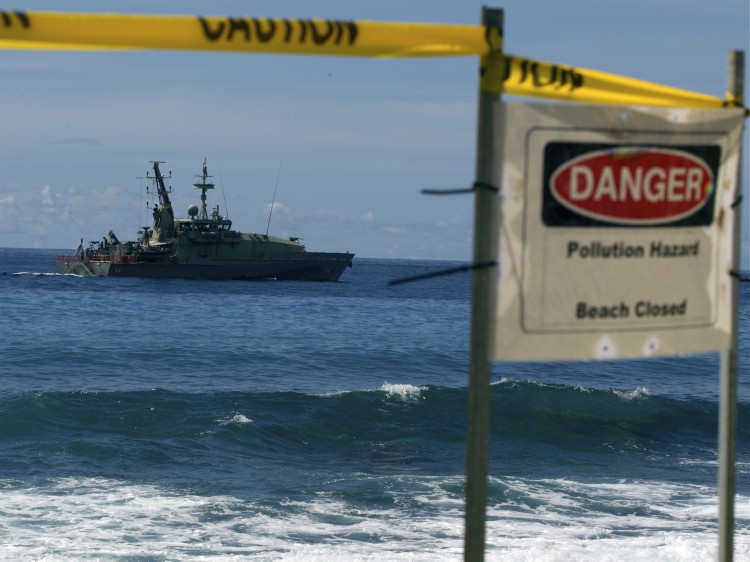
[568,165,705,203]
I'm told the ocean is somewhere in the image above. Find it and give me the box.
[0,247,747,561]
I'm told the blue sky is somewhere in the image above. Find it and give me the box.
[1,1,748,263]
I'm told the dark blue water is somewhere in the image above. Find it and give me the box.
[0,248,747,560]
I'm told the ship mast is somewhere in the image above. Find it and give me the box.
[150,161,174,241]
[193,158,215,220]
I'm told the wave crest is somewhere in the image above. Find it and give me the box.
[379,383,426,401]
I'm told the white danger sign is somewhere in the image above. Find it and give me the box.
[493,102,744,361]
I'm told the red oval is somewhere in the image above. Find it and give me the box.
[550,147,714,224]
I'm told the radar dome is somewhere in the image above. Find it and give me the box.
[188,204,199,217]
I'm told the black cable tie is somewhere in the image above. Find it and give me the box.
[422,181,499,196]
[422,187,475,195]
[473,181,499,193]
[731,194,743,209]
[389,260,497,286]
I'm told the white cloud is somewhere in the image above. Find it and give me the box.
[360,211,374,223]
[263,201,288,215]
[436,215,464,227]
[0,182,130,247]
[0,194,17,206]
[41,185,54,206]
[382,225,407,235]
[292,207,346,221]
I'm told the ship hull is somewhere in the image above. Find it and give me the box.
[56,253,353,282]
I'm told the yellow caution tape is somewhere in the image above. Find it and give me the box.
[0,10,485,57]
[0,10,732,109]
[483,54,726,108]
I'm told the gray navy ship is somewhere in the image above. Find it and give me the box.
[56,160,354,281]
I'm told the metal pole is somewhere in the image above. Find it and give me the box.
[464,7,503,562]
[718,49,744,562]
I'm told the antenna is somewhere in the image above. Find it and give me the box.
[265,162,282,237]
[192,158,215,220]
[216,162,229,219]
[138,176,143,232]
